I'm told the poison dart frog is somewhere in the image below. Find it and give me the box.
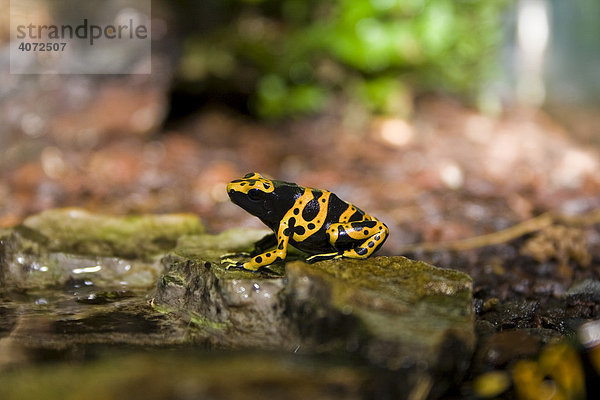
[226,173,389,271]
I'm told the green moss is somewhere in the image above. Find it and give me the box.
[301,256,472,305]
[172,228,286,279]
[160,272,187,288]
[286,256,475,355]
[150,300,177,316]
[176,228,270,254]
[189,312,231,331]
[22,208,204,260]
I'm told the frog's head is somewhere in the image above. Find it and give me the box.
[227,173,278,223]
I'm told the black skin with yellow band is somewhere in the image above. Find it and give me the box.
[227,173,389,271]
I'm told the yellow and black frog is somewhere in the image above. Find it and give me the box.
[226,173,389,271]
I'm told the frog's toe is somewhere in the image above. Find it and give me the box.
[306,252,342,264]
[226,262,243,270]
[220,256,244,270]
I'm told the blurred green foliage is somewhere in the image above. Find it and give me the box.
[178,0,509,119]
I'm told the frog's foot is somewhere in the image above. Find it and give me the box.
[219,254,271,272]
[239,253,281,271]
[305,252,343,264]
[220,258,244,270]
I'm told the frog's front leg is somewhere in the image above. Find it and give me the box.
[239,223,290,271]
[306,219,389,263]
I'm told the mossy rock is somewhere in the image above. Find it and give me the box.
[0,208,204,289]
[22,208,204,259]
[284,257,474,397]
[154,234,475,399]
[153,228,290,348]
[1,209,475,399]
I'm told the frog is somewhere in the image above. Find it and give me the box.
[226,172,389,271]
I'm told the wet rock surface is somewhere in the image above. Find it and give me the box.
[0,210,475,399]
[0,208,204,288]
[151,233,475,398]
[282,258,474,398]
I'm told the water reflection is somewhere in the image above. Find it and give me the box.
[0,314,53,368]
[0,281,168,370]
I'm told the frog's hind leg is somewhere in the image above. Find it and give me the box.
[340,220,389,259]
[306,219,388,263]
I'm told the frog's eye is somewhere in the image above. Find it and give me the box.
[248,189,262,201]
